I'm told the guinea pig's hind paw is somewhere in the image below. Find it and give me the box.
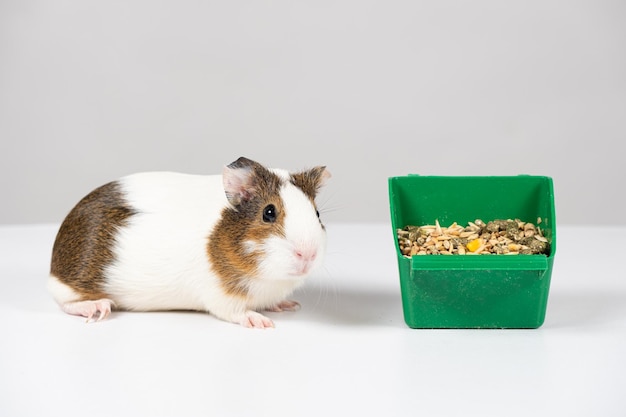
[61,299,114,323]
[265,300,301,312]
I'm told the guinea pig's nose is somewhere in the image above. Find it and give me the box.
[294,247,317,262]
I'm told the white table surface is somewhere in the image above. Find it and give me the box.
[1,223,625,417]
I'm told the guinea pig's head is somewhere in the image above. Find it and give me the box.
[212,157,331,286]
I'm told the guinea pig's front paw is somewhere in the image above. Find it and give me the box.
[239,311,275,329]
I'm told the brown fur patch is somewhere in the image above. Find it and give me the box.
[291,166,328,201]
[50,181,137,300]
[208,163,287,298]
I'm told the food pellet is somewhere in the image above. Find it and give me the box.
[397,219,550,257]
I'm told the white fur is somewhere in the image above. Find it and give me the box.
[104,172,226,313]
[48,274,81,302]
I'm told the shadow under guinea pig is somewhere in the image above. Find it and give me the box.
[290,282,406,328]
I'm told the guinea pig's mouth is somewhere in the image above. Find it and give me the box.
[289,262,316,277]
[289,268,310,277]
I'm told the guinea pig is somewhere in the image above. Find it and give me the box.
[48,157,330,328]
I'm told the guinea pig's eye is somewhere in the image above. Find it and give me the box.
[316,210,320,218]
[262,204,277,223]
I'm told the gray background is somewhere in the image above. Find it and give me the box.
[1,0,624,226]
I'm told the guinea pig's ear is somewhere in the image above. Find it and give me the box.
[223,158,258,206]
[292,166,331,199]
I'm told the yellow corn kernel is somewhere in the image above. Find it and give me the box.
[466,238,483,253]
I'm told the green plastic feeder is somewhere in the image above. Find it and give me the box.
[388,175,556,329]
